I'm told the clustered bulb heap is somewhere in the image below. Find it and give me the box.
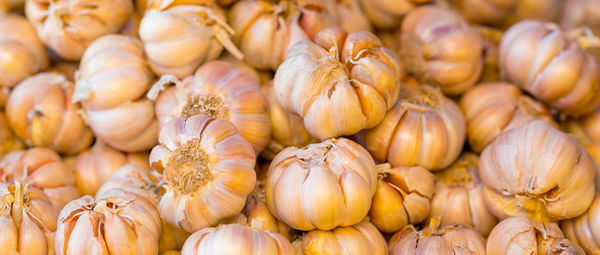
[1,1,600,254]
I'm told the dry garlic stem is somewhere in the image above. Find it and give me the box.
[139,0,241,78]
[389,218,486,255]
[460,82,555,152]
[25,0,133,60]
[96,164,189,253]
[488,216,585,255]
[430,153,498,236]
[150,60,270,153]
[229,0,338,70]
[559,0,600,36]
[400,6,484,95]
[0,112,24,157]
[364,84,466,170]
[74,34,157,152]
[274,28,404,139]
[294,220,387,255]
[55,190,161,255]
[358,0,427,30]
[561,195,600,254]
[7,72,93,155]
[266,138,377,231]
[0,183,58,255]
[369,164,434,233]
[73,142,150,196]
[261,80,316,160]
[480,120,596,222]
[0,148,79,209]
[150,114,256,233]
[0,14,48,88]
[453,0,559,27]
[499,20,600,116]
[181,224,294,255]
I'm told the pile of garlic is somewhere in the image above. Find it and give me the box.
[0,0,599,254]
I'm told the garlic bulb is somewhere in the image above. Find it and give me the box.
[480,120,596,222]
[55,190,161,255]
[460,82,555,152]
[400,6,484,95]
[560,0,600,37]
[389,218,486,255]
[25,0,133,61]
[265,138,377,231]
[488,216,585,255]
[139,0,242,78]
[261,80,316,160]
[561,195,600,254]
[7,72,93,155]
[0,112,24,157]
[369,164,434,233]
[0,148,79,209]
[358,0,427,30]
[363,84,466,170]
[0,14,48,88]
[74,34,158,152]
[150,60,270,153]
[222,182,295,240]
[150,114,256,233]
[0,183,59,255]
[333,0,372,33]
[229,0,336,71]
[274,28,404,139]
[181,223,294,255]
[294,220,387,255]
[453,0,559,27]
[562,111,600,190]
[430,153,498,236]
[73,142,150,196]
[499,20,600,116]
[96,164,190,253]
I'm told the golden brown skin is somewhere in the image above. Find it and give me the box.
[488,216,585,255]
[499,20,600,116]
[479,120,596,222]
[274,28,404,140]
[358,0,427,30]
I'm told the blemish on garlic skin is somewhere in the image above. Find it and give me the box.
[180,95,229,120]
[165,138,213,194]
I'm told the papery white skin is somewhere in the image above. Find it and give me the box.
[479,120,596,222]
[274,28,404,140]
[0,14,48,88]
[488,216,585,255]
[150,114,256,233]
[74,34,158,152]
[181,223,294,255]
[25,0,133,60]
[265,138,377,231]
